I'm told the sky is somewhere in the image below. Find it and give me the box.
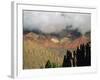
[23,10,91,34]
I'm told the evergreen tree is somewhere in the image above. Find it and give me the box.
[62,50,72,67]
[73,51,76,67]
[45,60,52,68]
[62,55,67,67]
[62,42,91,67]
[76,47,81,66]
[80,44,85,66]
[85,42,91,66]
[52,63,58,68]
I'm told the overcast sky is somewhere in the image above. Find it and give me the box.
[23,10,91,34]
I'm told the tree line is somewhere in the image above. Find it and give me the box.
[45,42,91,68]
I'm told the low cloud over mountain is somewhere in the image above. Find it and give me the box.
[23,11,91,35]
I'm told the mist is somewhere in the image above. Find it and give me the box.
[23,11,91,34]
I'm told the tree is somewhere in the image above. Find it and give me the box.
[45,60,59,68]
[73,51,76,67]
[52,63,58,68]
[45,60,52,68]
[62,42,91,67]
[76,47,81,66]
[79,44,85,66]
[85,42,91,66]
[62,50,72,67]
[62,55,67,67]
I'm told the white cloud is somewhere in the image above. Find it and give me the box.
[23,11,91,34]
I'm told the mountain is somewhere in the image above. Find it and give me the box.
[23,32,90,69]
[24,32,90,49]
[23,27,82,40]
[67,36,90,50]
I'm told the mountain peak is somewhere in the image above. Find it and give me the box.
[67,36,89,49]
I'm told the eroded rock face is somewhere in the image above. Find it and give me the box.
[67,36,90,50]
[51,38,60,43]
[60,37,71,43]
[24,32,90,50]
[24,32,39,40]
